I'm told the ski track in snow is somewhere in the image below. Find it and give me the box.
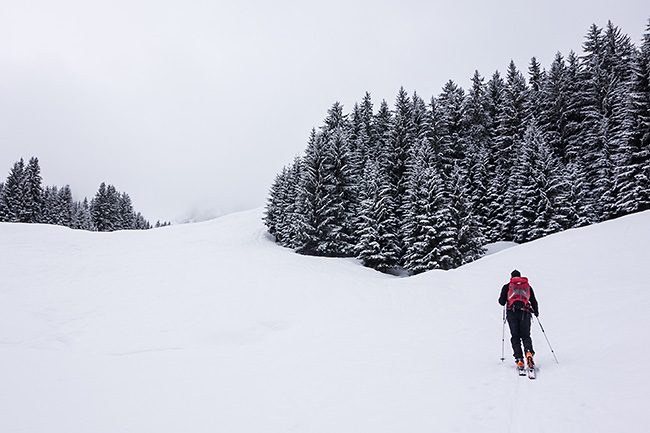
[1,208,649,432]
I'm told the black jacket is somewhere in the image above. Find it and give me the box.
[499,281,539,315]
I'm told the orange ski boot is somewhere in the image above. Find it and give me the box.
[526,351,535,369]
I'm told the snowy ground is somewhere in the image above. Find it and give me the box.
[1,209,649,433]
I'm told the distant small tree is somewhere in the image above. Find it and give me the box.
[0,158,25,222]
[57,185,74,227]
[21,157,43,223]
[91,182,117,232]
[72,198,94,230]
[134,212,151,230]
[41,186,59,225]
[117,192,135,230]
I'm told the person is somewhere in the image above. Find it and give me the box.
[499,269,539,369]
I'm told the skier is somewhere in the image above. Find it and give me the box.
[499,269,539,371]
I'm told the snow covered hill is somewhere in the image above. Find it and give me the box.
[1,209,649,433]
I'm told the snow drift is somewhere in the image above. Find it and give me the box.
[1,209,649,432]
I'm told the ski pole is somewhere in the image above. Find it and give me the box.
[534,316,559,363]
[500,306,506,362]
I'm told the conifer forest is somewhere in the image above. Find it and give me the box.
[0,157,156,231]
[265,20,650,274]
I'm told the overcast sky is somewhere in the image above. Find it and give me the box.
[1,0,648,223]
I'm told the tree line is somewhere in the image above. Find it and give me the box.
[265,19,650,274]
[0,157,165,231]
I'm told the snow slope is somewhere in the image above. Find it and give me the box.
[1,209,649,433]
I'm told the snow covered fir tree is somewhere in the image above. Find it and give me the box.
[0,157,156,231]
[265,19,650,274]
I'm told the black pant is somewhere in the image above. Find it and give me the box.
[507,309,534,359]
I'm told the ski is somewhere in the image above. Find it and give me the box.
[516,360,527,376]
[526,352,536,379]
[527,366,536,379]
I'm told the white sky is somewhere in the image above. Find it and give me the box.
[1,0,648,223]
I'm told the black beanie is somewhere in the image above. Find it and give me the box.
[511,269,521,278]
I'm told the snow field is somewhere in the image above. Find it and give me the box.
[1,208,649,432]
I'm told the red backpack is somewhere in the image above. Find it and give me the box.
[507,277,531,309]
